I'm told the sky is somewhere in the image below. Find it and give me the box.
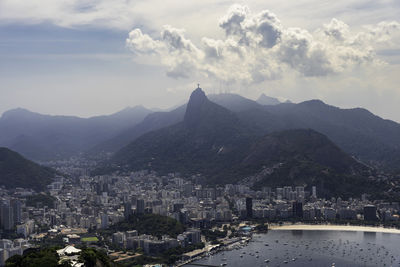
[0,0,399,122]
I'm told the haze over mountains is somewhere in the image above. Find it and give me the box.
[0,106,152,161]
[256,94,282,105]
[102,88,381,197]
[0,88,400,177]
[94,90,400,172]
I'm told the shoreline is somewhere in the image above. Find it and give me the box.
[269,223,400,234]
[181,224,400,266]
[178,236,251,266]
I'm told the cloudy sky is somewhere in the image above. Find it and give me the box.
[1,0,399,122]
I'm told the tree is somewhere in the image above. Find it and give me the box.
[79,248,112,267]
[5,248,66,267]
[79,248,97,267]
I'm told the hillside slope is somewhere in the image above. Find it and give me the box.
[0,106,152,160]
[109,88,376,197]
[0,147,55,191]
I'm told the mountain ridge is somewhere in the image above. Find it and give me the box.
[256,93,281,105]
[3,91,400,172]
[0,106,153,161]
[0,147,56,191]
[106,88,377,197]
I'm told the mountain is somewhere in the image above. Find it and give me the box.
[0,147,55,191]
[90,105,187,154]
[242,129,373,198]
[248,100,400,170]
[256,94,281,105]
[5,91,399,172]
[91,93,261,154]
[0,106,152,161]
[110,88,249,175]
[108,88,377,197]
[99,92,400,172]
[208,93,261,112]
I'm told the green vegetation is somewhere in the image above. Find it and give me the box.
[81,236,99,242]
[0,147,55,191]
[26,193,56,208]
[33,235,65,249]
[5,247,65,267]
[79,247,113,267]
[201,229,227,242]
[101,214,185,238]
[6,247,117,267]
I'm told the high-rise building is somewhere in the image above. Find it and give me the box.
[295,186,305,198]
[11,199,22,225]
[276,188,283,199]
[183,229,201,245]
[136,199,145,214]
[100,213,108,229]
[183,183,193,197]
[364,205,378,221]
[246,197,253,218]
[0,200,14,230]
[123,202,133,220]
[263,187,272,197]
[283,186,292,199]
[312,186,317,198]
[292,201,303,219]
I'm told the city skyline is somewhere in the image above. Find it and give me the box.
[1,1,400,266]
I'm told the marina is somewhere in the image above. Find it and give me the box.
[184,229,400,267]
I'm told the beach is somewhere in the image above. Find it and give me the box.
[270,223,400,234]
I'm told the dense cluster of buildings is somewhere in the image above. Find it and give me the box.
[111,228,201,255]
[0,158,399,265]
[0,239,30,266]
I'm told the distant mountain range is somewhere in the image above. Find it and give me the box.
[0,147,55,191]
[1,89,400,175]
[0,106,152,161]
[96,92,400,172]
[249,100,400,170]
[89,105,187,155]
[104,88,380,198]
[256,93,281,105]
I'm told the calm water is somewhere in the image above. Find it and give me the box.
[186,230,400,267]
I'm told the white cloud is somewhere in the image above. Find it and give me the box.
[360,21,400,48]
[219,4,250,36]
[126,5,400,84]
[0,1,400,123]
[0,0,139,29]
[2,1,399,33]
[126,29,162,54]
[322,18,350,42]
[126,25,204,79]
